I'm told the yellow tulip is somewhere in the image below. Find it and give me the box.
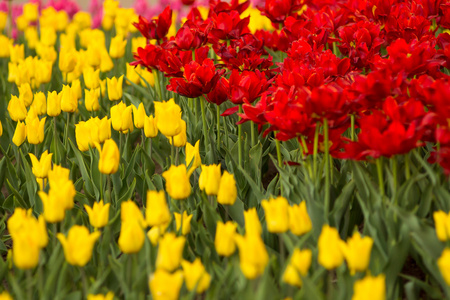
[181,258,211,293]
[12,121,27,147]
[85,89,100,112]
[438,248,450,285]
[121,200,146,227]
[47,91,61,117]
[118,219,145,254]
[434,210,450,242]
[60,85,78,113]
[12,230,40,270]
[138,68,155,88]
[84,200,110,229]
[217,171,237,205]
[32,92,47,115]
[29,151,53,178]
[26,116,46,145]
[215,221,237,257]
[87,292,114,300]
[144,115,158,138]
[40,27,57,47]
[156,232,186,271]
[149,269,184,300]
[59,49,78,74]
[340,232,373,274]
[318,225,344,270]
[174,211,193,235]
[48,165,71,184]
[97,139,120,175]
[352,274,386,300]
[261,196,290,233]
[38,190,66,223]
[147,222,170,246]
[244,208,262,236]
[83,67,101,89]
[282,248,312,287]
[23,3,38,22]
[0,291,13,300]
[111,101,134,133]
[0,35,12,58]
[35,60,52,85]
[0,12,7,32]
[19,83,33,107]
[90,116,111,143]
[199,164,222,196]
[186,140,201,176]
[8,95,27,122]
[107,75,124,101]
[288,201,312,236]
[9,44,24,63]
[71,79,82,100]
[168,119,187,147]
[73,12,92,29]
[162,164,191,200]
[145,190,171,227]
[76,121,94,152]
[126,64,140,85]
[109,34,127,59]
[154,99,183,137]
[0,120,2,137]
[132,103,146,129]
[57,225,101,267]
[235,233,269,279]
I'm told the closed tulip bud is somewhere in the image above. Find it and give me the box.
[76,121,94,152]
[235,233,269,279]
[60,85,78,113]
[434,211,450,242]
[186,140,201,176]
[8,95,27,122]
[12,121,27,147]
[71,79,82,100]
[145,190,171,227]
[156,232,186,271]
[97,139,120,174]
[9,44,24,63]
[244,208,262,236]
[182,258,211,293]
[121,200,146,227]
[126,64,140,85]
[19,83,33,107]
[111,101,134,133]
[162,164,191,200]
[261,196,289,233]
[32,92,47,115]
[57,225,101,266]
[85,200,110,229]
[87,292,114,300]
[149,269,184,300]
[107,75,124,101]
[168,119,187,147]
[85,89,100,111]
[289,201,312,236]
[29,151,53,178]
[282,248,312,287]
[438,248,450,285]
[199,164,221,196]
[175,211,193,235]
[318,225,344,270]
[215,221,237,257]
[340,232,373,274]
[26,116,46,145]
[132,103,146,129]
[59,49,78,73]
[217,171,237,205]
[12,230,40,269]
[47,91,61,117]
[83,67,101,89]
[352,274,386,300]
[144,115,158,138]
[155,99,182,137]
[38,190,66,223]
[109,34,127,59]
[119,219,145,254]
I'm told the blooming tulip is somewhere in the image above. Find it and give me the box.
[156,232,186,271]
[47,91,61,117]
[109,34,127,59]
[57,225,101,267]
[144,115,158,138]
[168,119,187,147]
[145,190,171,227]
[244,208,262,236]
[132,103,146,129]
[26,116,46,145]
[8,95,27,122]
[282,248,312,287]
[181,258,211,293]
[83,67,101,89]
[215,221,237,257]
[235,233,269,279]
[352,274,386,300]
[85,89,100,112]
[29,151,53,178]
[97,139,120,175]
[32,92,47,115]
[162,164,191,200]
[261,196,289,233]
[199,164,222,196]
[107,75,124,101]
[121,200,146,227]
[154,99,183,137]
[340,232,373,274]
[60,85,78,113]
[288,201,312,236]
[149,269,184,300]
[186,140,201,176]
[217,171,237,205]
[434,210,450,242]
[111,102,134,133]
[12,230,41,270]
[318,225,344,269]
[174,211,193,235]
[84,200,110,229]
[19,83,33,107]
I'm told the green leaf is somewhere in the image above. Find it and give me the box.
[69,139,95,197]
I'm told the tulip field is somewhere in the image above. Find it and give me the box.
[2,0,450,299]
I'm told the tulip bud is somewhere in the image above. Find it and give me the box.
[85,89,100,112]
[215,221,237,257]
[76,121,93,152]
[244,208,262,236]
[199,164,221,196]
[100,49,114,73]
[121,200,146,227]
[186,140,201,176]
[154,99,182,137]
[19,83,33,107]
[174,211,193,235]
[434,211,450,242]
[126,64,140,85]
[38,190,66,223]
[261,196,289,233]
[60,85,78,113]
[29,151,53,179]
[47,91,61,117]
[83,67,101,89]
[149,269,184,300]
[118,219,145,254]
[288,201,312,236]
[12,121,27,147]
[71,79,82,100]
[59,49,78,74]
[145,190,171,227]
[144,115,158,138]
[107,75,124,101]
[352,274,386,300]
[26,116,46,145]
[168,119,187,147]
[57,225,101,266]
[156,232,186,271]
[132,103,146,129]
[282,248,312,287]
[217,171,237,205]
[8,95,27,122]
[32,92,47,115]
[96,139,120,174]
[84,200,110,229]
[181,258,211,293]
[162,164,191,200]
[87,292,114,300]
[235,233,269,279]
[111,102,134,133]
[340,232,373,274]
[318,225,344,270]
[109,34,127,59]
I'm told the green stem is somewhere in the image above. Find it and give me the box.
[149,139,153,159]
[217,105,221,151]
[152,69,162,101]
[405,153,411,180]
[80,267,88,298]
[376,158,384,198]
[251,121,256,147]
[141,129,145,148]
[171,136,175,165]
[238,105,243,168]
[275,138,282,168]
[200,98,209,157]
[392,155,398,191]
[27,269,32,300]
[279,234,285,269]
[313,123,319,180]
[64,112,70,150]
[106,175,111,204]
[179,201,185,236]
[195,98,199,127]
[350,114,355,141]
[323,119,330,223]
[127,255,133,297]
